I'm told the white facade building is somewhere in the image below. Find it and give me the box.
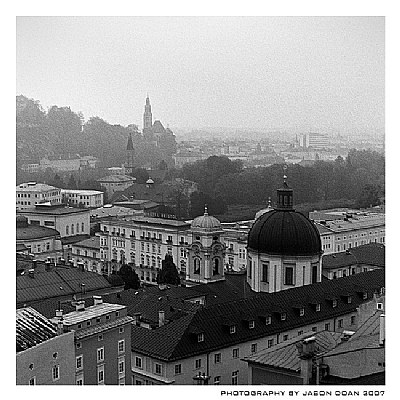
[16,182,62,211]
[61,189,104,208]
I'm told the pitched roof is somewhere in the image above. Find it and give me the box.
[243,330,342,372]
[18,206,89,215]
[16,307,57,352]
[72,236,100,250]
[322,243,385,270]
[16,268,113,306]
[130,269,384,361]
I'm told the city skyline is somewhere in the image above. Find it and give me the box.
[16,16,384,134]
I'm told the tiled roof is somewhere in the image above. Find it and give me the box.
[131,269,384,361]
[322,243,385,270]
[97,174,135,183]
[17,225,60,240]
[111,183,174,204]
[16,268,113,306]
[16,307,57,352]
[61,234,90,245]
[75,315,133,340]
[243,330,342,372]
[322,371,385,385]
[104,215,190,229]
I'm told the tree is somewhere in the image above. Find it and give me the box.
[356,184,382,209]
[158,160,168,170]
[118,264,140,290]
[132,168,149,183]
[157,254,180,286]
[67,174,77,189]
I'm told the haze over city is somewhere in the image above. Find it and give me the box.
[16,16,384,134]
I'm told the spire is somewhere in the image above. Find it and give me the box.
[126,132,134,151]
[204,204,209,216]
[267,197,272,208]
[276,165,294,211]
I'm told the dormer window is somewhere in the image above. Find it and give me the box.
[347,296,352,304]
[316,303,321,312]
[197,333,204,343]
[281,313,287,321]
[363,292,368,300]
[230,325,236,334]
[249,320,255,329]
[332,300,337,308]
[265,316,271,325]
[299,308,305,317]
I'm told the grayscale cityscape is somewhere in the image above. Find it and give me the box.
[16,16,385,388]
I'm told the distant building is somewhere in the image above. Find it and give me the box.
[322,243,385,280]
[70,236,101,273]
[16,215,62,261]
[298,132,329,149]
[61,189,104,209]
[18,204,90,238]
[38,154,98,172]
[16,307,75,385]
[16,182,62,211]
[310,209,385,254]
[50,297,133,385]
[97,175,136,198]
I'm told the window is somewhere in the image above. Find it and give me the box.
[52,365,60,381]
[316,303,321,312]
[233,348,239,359]
[119,358,125,374]
[195,359,201,369]
[298,330,303,336]
[174,364,182,375]
[76,342,81,349]
[135,357,142,369]
[351,316,356,325]
[283,334,289,341]
[29,377,36,385]
[338,319,344,328]
[97,347,104,362]
[261,263,269,283]
[229,325,236,334]
[249,320,255,329]
[194,258,201,275]
[284,265,294,285]
[76,376,84,385]
[251,343,257,353]
[267,339,273,348]
[299,308,305,316]
[325,323,331,331]
[332,300,337,308]
[197,333,204,342]
[311,263,318,283]
[232,370,239,385]
[213,258,220,275]
[214,376,221,385]
[377,303,383,310]
[312,326,318,332]
[265,316,271,325]
[118,339,125,353]
[76,355,83,370]
[98,334,103,341]
[281,313,287,321]
[119,327,124,334]
[214,353,221,364]
[97,365,104,384]
[87,321,91,326]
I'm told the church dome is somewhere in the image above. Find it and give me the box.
[191,206,221,231]
[248,178,321,257]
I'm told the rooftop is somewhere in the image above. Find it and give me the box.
[61,189,103,195]
[18,205,90,215]
[17,182,59,192]
[16,307,57,352]
[72,236,100,250]
[17,224,60,241]
[103,215,191,229]
[97,175,136,183]
[322,243,385,270]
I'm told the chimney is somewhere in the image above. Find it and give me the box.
[55,309,63,319]
[28,269,35,278]
[93,295,103,306]
[75,300,85,312]
[159,310,165,327]
[32,259,37,269]
[57,319,64,335]
[77,262,85,272]
[45,260,51,271]
[132,312,141,326]
[297,336,316,385]
[379,314,385,346]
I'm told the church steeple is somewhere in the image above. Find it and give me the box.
[143,95,153,132]
[125,132,135,175]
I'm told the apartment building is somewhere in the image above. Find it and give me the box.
[16,182,61,211]
[61,189,104,208]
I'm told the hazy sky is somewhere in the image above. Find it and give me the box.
[16,16,384,133]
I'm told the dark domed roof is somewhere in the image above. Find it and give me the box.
[248,210,321,256]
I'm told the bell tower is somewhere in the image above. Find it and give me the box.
[143,95,153,134]
[125,132,135,175]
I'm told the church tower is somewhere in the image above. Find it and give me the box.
[186,206,226,286]
[125,132,135,175]
[143,95,153,134]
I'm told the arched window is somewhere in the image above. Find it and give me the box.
[152,256,156,267]
[213,258,219,275]
[120,250,125,263]
[76,223,79,233]
[130,252,136,264]
[146,255,150,266]
[81,222,84,232]
[112,249,117,260]
[194,258,200,275]
[71,224,74,235]
[66,225,69,235]
[157,256,161,268]
[141,254,145,265]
